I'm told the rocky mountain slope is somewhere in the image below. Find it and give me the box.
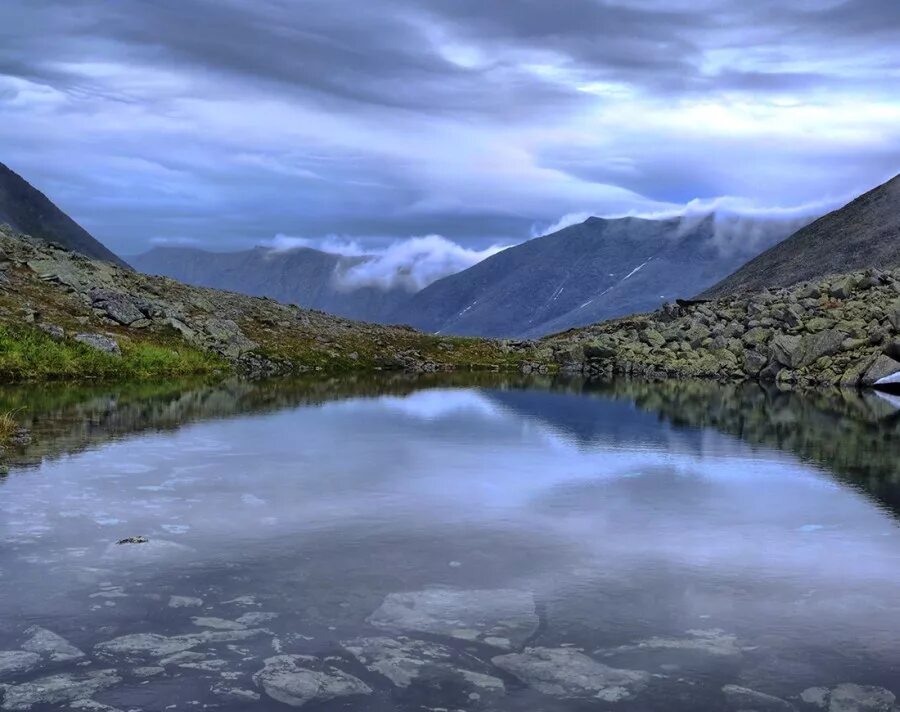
[132,245,410,323]
[543,267,900,390]
[387,215,794,338]
[0,162,129,268]
[703,173,900,298]
[0,227,522,381]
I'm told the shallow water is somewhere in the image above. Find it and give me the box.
[1,376,900,711]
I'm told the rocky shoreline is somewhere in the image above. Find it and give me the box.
[545,267,900,390]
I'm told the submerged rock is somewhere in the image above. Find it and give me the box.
[168,595,203,609]
[0,669,120,711]
[0,651,40,679]
[95,628,266,659]
[252,655,372,707]
[367,587,538,649]
[800,683,897,712]
[342,636,504,693]
[491,647,649,701]
[609,628,741,658]
[722,684,795,711]
[21,626,84,662]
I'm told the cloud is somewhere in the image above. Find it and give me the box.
[0,0,897,255]
[333,235,510,292]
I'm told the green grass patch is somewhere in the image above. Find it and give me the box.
[0,323,227,382]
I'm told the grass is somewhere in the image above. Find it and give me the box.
[0,323,228,383]
[0,409,19,442]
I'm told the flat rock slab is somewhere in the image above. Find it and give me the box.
[21,627,84,662]
[801,683,897,712]
[342,635,505,693]
[492,646,649,701]
[367,587,538,649]
[0,670,121,711]
[253,655,372,707]
[0,651,40,680]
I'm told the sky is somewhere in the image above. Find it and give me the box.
[1,0,899,260]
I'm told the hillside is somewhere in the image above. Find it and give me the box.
[0,227,528,382]
[387,215,793,338]
[703,174,900,298]
[132,245,410,323]
[0,162,129,268]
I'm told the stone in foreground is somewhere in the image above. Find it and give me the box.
[367,587,538,649]
[0,670,120,711]
[491,647,649,700]
[0,651,40,680]
[253,655,372,707]
[800,683,897,712]
[21,627,84,662]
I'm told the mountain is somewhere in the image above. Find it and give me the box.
[702,174,900,298]
[132,246,411,322]
[387,215,795,338]
[0,161,129,268]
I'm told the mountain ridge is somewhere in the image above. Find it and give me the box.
[0,162,129,268]
[702,173,900,298]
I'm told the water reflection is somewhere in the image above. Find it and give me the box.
[0,376,899,711]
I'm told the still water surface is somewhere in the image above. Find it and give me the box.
[1,376,900,711]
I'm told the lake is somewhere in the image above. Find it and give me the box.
[1,375,900,711]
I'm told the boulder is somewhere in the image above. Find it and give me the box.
[861,354,900,387]
[89,288,145,325]
[771,329,843,369]
[74,333,120,356]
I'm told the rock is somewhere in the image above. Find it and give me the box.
[95,628,267,660]
[641,329,666,348]
[0,651,41,679]
[583,340,617,360]
[830,277,857,300]
[366,587,538,649]
[37,323,64,341]
[74,333,120,356]
[883,340,900,361]
[609,628,742,658]
[0,669,121,711]
[861,354,900,387]
[211,684,261,702]
[116,536,148,545]
[88,289,144,325]
[772,329,844,369]
[889,300,900,331]
[822,683,896,712]
[722,684,795,711]
[191,617,246,631]
[491,647,649,700]
[21,626,84,662]
[342,636,504,692]
[800,686,830,707]
[168,595,203,609]
[252,655,372,707]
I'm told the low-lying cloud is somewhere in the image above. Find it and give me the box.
[262,233,509,292]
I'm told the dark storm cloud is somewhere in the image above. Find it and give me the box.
[0,0,898,259]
